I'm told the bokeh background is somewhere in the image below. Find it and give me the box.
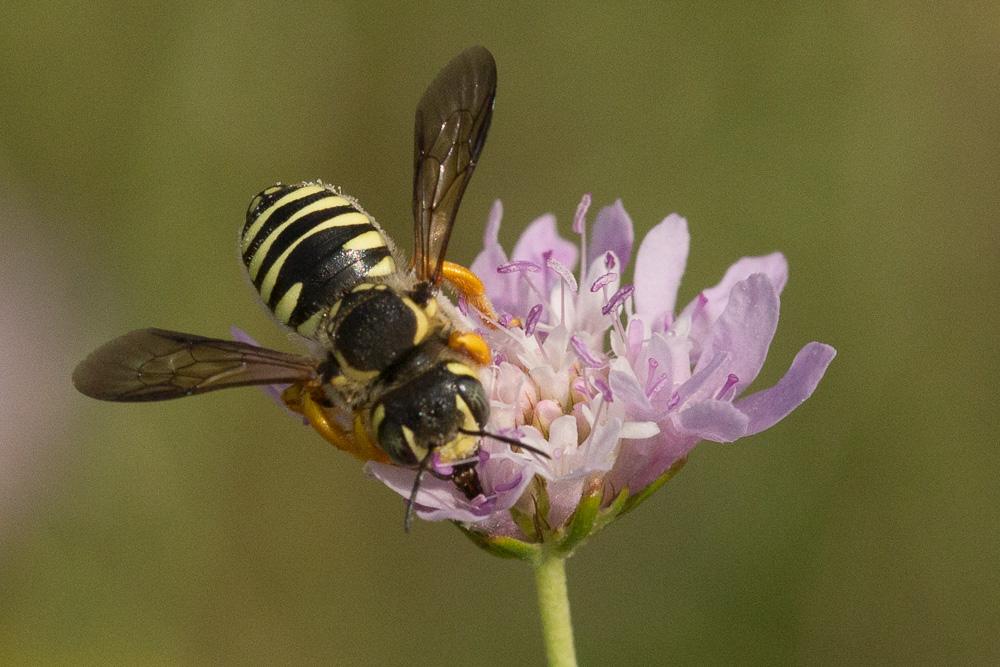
[2,3,997,664]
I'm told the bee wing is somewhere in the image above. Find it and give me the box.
[73,328,319,402]
[411,46,497,283]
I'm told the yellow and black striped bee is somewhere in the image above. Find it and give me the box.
[73,47,539,529]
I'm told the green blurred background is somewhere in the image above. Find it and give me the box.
[2,2,997,664]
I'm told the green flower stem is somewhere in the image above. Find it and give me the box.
[533,553,577,667]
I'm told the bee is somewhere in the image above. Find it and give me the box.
[73,46,542,530]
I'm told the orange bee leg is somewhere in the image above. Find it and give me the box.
[352,413,390,464]
[440,260,498,323]
[448,330,492,366]
[282,384,389,464]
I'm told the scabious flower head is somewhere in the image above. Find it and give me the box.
[370,196,835,555]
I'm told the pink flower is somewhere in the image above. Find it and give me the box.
[371,196,835,549]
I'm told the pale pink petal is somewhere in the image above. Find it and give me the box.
[680,252,787,324]
[511,213,578,274]
[470,201,517,311]
[366,451,535,524]
[607,422,696,494]
[634,214,689,323]
[587,200,634,272]
[546,478,587,529]
[737,342,837,435]
[609,358,655,420]
[696,273,779,394]
[676,400,749,442]
[672,351,731,408]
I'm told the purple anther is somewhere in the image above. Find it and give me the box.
[545,257,578,292]
[497,260,541,274]
[601,284,634,316]
[524,304,543,336]
[716,373,740,400]
[590,271,618,293]
[605,251,616,270]
[573,193,592,234]
[431,451,454,477]
[498,312,513,328]
[570,335,605,368]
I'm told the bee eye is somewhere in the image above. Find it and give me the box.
[374,411,419,466]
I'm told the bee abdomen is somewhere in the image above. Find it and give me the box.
[241,183,397,336]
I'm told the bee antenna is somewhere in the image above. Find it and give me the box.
[404,451,435,533]
[459,428,551,459]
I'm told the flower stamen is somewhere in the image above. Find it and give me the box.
[590,272,617,293]
[716,373,740,401]
[570,334,605,368]
[525,304,544,337]
[601,285,634,316]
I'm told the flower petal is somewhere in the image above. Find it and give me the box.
[676,399,749,442]
[512,213,578,274]
[696,273,779,394]
[634,214,689,325]
[680,252,787,324]
[365,449,536,524]
[736,342,837,435]
[470,201,519,313]
[609,357,654,420]
[587,200,634,273]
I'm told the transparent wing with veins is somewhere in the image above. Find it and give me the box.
[72,328,319,402]
[411,45,497,283]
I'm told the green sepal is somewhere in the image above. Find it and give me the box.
[509,475,552,541]
[509,505,538,542]
[619,458,687,516]
[455,523,541,561]
[554,485,602,556]
[593,486,630,532]
[529,475,552,536]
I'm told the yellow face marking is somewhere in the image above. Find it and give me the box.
[258,211,371,302]
[350,283,377,292]
[401,425,419,453]
[242,184,327,253]
[437,395,480,463]
[342,229,387,251]
[445,362,480,379]
[273,282,303,324]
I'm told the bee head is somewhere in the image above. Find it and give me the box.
[370,361,488,467]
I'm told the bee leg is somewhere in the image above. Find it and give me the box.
[282,385,388,463]
[448,330,491,365]
[439,261,498,323]
[352,413,390,464]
